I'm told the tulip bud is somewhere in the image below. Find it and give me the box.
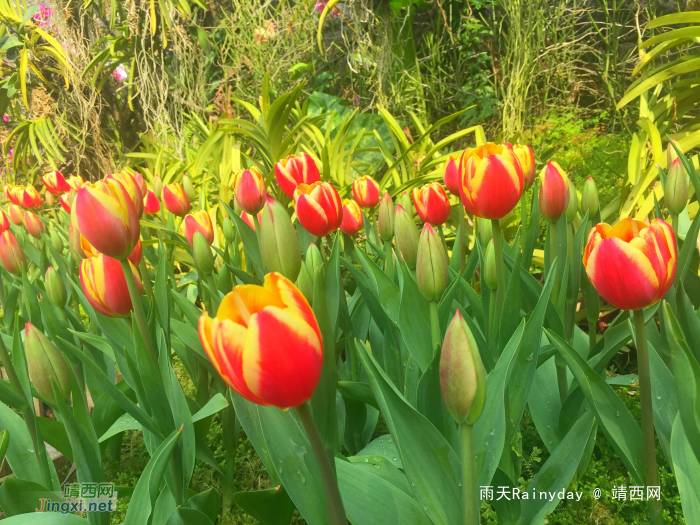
[25,322,72,404]
[667,138,681,168]
[153,175,163,199]
[24,211,44,238]
[0,231,26,274]
[233,168,267,215]
[513,144,536,190]
[443,155,461,195]
[183,210,214,247]
[665,158,688,215]
[69,224,85,262]
[483,240,497,290]
[132,172,147,197]
[223,217,236,244]
[182,175,197,203]
[144,190,160,215]
[0,211,8,233]
[394,205,420,269]
[566,178,577,223]
[538,160,570,223]
[44,191,55,207]
[8,204,22,225]
[217,263,232,294]
[413,182,451,226]
[260,198,302,281]
[352,176,381,209]
[193,231,214,276]
[45,266,68,308]
[580,177,599,217]
[162,183,191,217]
[50,230,63,253]
[477,217,492,246]
[416,223,448,302]
[399,191,412,213]
[377,192,395,241]
[60,193,72,214]
[339,199,364,236]
[306,242,323,273]
[440,310,486,425]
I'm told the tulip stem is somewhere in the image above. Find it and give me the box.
[458,207,466,274]
[429,300,441,354]
[632,309,663,525]
[138,259,154,303]
[490,219,505,328]
[670,212,678,236]
[461,423,479,525]
[119,259,157,366]
[295,402,347,525]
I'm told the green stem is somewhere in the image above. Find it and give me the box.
[458,208,466,274]
[252,214,262,259]
[295,402,347,525]
[139,259,154,303]
[633,309,663,525]
[0,273,5,313]
[520,191,527,238]
[671,212,679,236]
[384,240,394,280]
[461,423,479,525]
[491,219,506,328]
[429,300,440,354]
[119,259,158,366]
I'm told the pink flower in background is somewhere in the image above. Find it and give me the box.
[314,1,340,17]
[33,3,56,30]
[2,115,8,123]
[112,64,128,82]
[254,20,276,43]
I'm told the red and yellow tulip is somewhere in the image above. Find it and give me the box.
[293,181,343,237]
[66,175,85,193]
[340,199,364,235]
[274,153,321,199]
[5,185,21,206]
[17,185,42,209]
[132,172,147,197]
[8,204,23,225]
[184,210,214,247]
[42,171,71,195]
[0,231,26,274]
[233,168,267,215]
[74,179,141,261]
[128,240,142,267]
[144,190,160,215]
[538,160,570,223]
[0,210,9,233]
[583,218,677,311]
[106,172,144,218]
[198,272,323,408]
[162,183,191,217]
[459,142,524,219]
[24,211,44,238]
[352,176,380,209]
[59,193,72,214]
[413,182,451,226]
[80,254,141,318]
[443,154,462,195]
[512,144,536,190]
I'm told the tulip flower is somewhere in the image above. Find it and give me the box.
[25,322,72,404]
[69,224,85,262]
[583,218,676,311]
[80,234,100,258]
[416,223,448,302]
[413,182,450,226]
[17,185,42,209]
[260,198,302,281]
[293,181,343,237]
[538,160,570,223]
[580,177,599,217]
[184,210,214,247]
[233,167,267,215]
[0,210,9,233]
[512,144,536,190]
[275,153,321,199]
[339,199,363,236]
[66,175,85,193]
[128,240,142,267]
[132,172,147,197]
[162,183,191,217]
[0,231,26,274]
[394,204,419,269]
[665,158,688,216]
[42,170,70,195]
[5,185,21,206]
[59,193,72,213]
[352,176,380,209]
[667,137,681,167]
[46,267,68,308]
[7,204,22,225]
[399,190,412,213]
[24,211,44,238]
[377,191,395,241]
[198,272,323,408]
[443,154,462,195]
[144,190,160,215]
[459,142,524,219]
[241,210,261,232]
[106,172,144,218]
[80,254,140,317]
[74,179,141,261]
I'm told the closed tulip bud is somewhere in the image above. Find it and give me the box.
[182,174,197,202]
[162,183,191,217]
[80,254,140,317]
[74,179,141,260]
[198,272,323,408]
[233,167,267,215]
[477,217,492,246]
[459,143,524,219]
[399,190,412,213]
[352,176,380,209]
[217,263,233,293]
[377,192,395,241]
[69,224,85,262]
[293,181,343,237]
[0,210,9,233]
[45,267,68,308]
[513,144,536,190]
[153,175,163,199]
[66,175,85,193]
[340,199,364,236]
[144,190,160,215]
[440,311,486,425]
[8,204,22,225]
[394,205,420,269]
[483,240,497,290]
[566,178,577,223]
[223,217,236,243]
[25,322,72,404]
[667,138,681,168]
[584,218,676,310]
[538,160,570,223]
[50,230,63,253]
[580,177,599,217]
[193,231,215,276]
[443,154,462,195]
[184,210,214,247]
[0,231,26,274]
[44,192,55,207]
[275,153,321,199]
[105,172,144,218]
[42,170,70,195]
[416,223,448,302]
[24,211,44,238]
[261,198,302,281]
[413,182,451,226]
[665,158,688,215]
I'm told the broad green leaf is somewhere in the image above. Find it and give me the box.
[99,413,141,443]
[416,344,456,445]
[0,477,61,517]
[671,415,700,522]
[191,393,229,423]
[0,401,43,484]
[165,507,214,525]
[36,417,73,463]
[398,262,432,372]
[233,486,296,525]
[357,434,403,469]
[0,515,86,524]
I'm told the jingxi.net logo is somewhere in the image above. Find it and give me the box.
[35,483,117,514]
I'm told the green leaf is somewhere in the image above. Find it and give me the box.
[356,249,401,326]
[0,401,43,484]
[0,477,61,517]
[99,413,141,443]
[338,381,379,410]
[36,417,73,463]
[191,393,229,423]
[671,414,700,522]
[224,202,263,274]
[233,486,296,525]
[0,514,86,525]
[398,262,433,372]
[416,344,456,445]
[187,488,220,524]
[357,434,403,469]
[165,507,214,525]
